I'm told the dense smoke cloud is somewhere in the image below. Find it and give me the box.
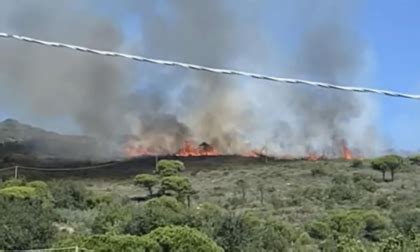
[281,1,376,156]
[0,0,383,158]
[0,0,135,156]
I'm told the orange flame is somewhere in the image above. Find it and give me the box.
[124,144,157,157]
[241,150,260,158]
[342,144,353,160]
[123,138,355,160]
[176,141,219,157]
[307,152,320,161]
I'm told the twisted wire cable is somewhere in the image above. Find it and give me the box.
[0,32,419,100]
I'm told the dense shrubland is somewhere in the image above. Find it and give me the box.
[1,156,420,251]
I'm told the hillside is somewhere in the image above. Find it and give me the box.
[0,119,101,160]
[2,157,420,250]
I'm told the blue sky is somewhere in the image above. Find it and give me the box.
[360,0,420,150]
[0,1,419,151]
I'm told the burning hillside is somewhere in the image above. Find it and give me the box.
[124,140,221,158]
[0,119,356,161]
[0,1,384,161]
[123,137,355,160]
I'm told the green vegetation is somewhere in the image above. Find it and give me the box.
[0,180,53,205]
[0,185,37,199]
[48,180,93,209]
[2,155,420,250]
[155,159,185,177]
[143,226,223,252]
[57,234,160,251]
[125,196,187,236]
[161,175,192,199]
[257,181,265,205]
[0,198,56,250]
[235,179,248,200]
[0,178,25,188]
[371,154,404,181]
[134,174,159,196]
[135,159,195,204]
[409,155,420,165]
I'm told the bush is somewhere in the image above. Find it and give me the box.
[328,210,389,241]
[225,196,246,209]
[29,181,54,203]
[143,225,223,252]
[286,191,305,207]
[161,176,192,196]
[328,173,360,204]
[134,174,159,196]
[379,234,420,251]
[257,219,298,251]
[48,180,92,210]
[329,211,364,238]
[0,186,37,199]
[0,198,56,250]
[336,236,366,252]
[0,180,53,206]
[409,155,420,165]
[306,221,331,240]
[391,209,420,235]
[371,155,404,181]
[375,194,392,209]
[311,166,328,176]
[56,234,160,252]
[351,160,364,168]
[213,213,261,251]
[189,203,225,238]
[156,160,185,177]
[124,196,187,236]
[92,202,136,234]
[235,179,248,201]
[362,211,389,241]
[302,186,327,201]
[352,172,365,183]
[55,208,98,234]
[332,174,352,185]
[352,174,378,193]
[0,178,25,188]
[268,194,285,210]
[194,203,224,221]
[294,232,314,248]
[328,183,360,204]
[319,237,338,251]
[27,180,48,191]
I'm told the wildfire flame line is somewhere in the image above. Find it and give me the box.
[124,140,354,160]
[176,141,219,157]
[342,144,353,160]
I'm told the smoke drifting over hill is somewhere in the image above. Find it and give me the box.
[0,0,383,158]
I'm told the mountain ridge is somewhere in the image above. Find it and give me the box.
[0,119,102,160]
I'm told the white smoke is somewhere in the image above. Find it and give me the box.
[0,0,384,158]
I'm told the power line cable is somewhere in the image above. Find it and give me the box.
[17,162,116,171]
[0,166,17,171]
[0,163,116,172]
[0,32,419,100]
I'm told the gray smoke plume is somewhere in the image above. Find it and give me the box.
[0,0,383,158]
[282,1,381,157]
[0,0,137,157]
